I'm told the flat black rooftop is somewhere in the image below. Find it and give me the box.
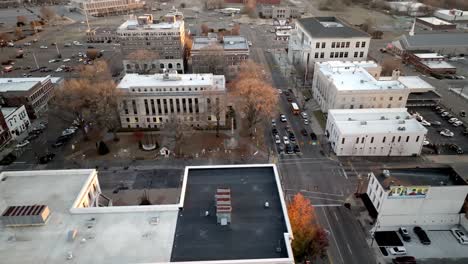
[171,167,288,262]
[297,17,370,38]
[376,167,467,189]
[408,90,441,100]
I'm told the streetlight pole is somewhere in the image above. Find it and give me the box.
[32,52,39,69]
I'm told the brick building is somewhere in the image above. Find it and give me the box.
[404,51,456,76]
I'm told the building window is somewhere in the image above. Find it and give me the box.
[383,137,386,143]
[361,42,366,48]
[392,136,395,143]
[126,118,130,122]
[332,42,335,48]
[416,136,420,142]
[346,42,350,48]
[359,52,364,58]
[147,117,150,122]
[160,63,164,69]
[168,63,173,69]
[132,100,137,114]
[354,52,358,58]
[387,104,391,108]
[344,52,348,58]
[371,137,374,143]
[398,136,401,142]
[355,41,360,48]
[342,138,345,144]
[406,136,410,142]
[314,52,319,58]
[339,52,344,58]
[330,52,334,58]
[359,105,363,108]
[316,42,320,48]
[163,99,168,114]
[361,137,364,143]
[320,52,324,58]
[135,117,139,122]
[356,137,359,144]
[321,42,325,48]
[350,105,354,109]
[399,96,403,101]
[389,97,393,101]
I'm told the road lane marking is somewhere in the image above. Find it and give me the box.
[347,243,353,255]
[291,189,344,197]
[341,168,349,179]
[322,207,345,264]
[333,211,339,222]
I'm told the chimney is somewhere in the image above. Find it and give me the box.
[215,187,231,225]
[391,69,400,80]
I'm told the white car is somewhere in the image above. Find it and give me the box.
[15,140,30,148]
[304,119,309,125]
[388,246,407,255]
[441,112,450,117]
[62,128,76,136]
[423,139,430,146]
[453,121,463,127]
[440,129,454,137]
[271,119,276,126]
[63,58,71,62]
[451,227,468,245]
[275,135,281,144]
[248,41,253,46]
[24,42,32,46]
[421,120,431,126]
[40,45,48,49]
[448,117,459,123]
[301,112,308,119]
[55,67,63,72]
[283,136,290,145]
[7,42,14,47]
[280,114,287,122]
[277,89,282,94]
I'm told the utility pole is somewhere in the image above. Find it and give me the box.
[84,7,90,32]
[32,52,39,69]
[55,38,61,58]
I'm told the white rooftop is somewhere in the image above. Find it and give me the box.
[397,76,435,90]
[317,61,406,91]
[0,170,178,264]
[0,76,60,93]
[117,73,226,91]
[421,60,456,69]
[117,19,183,31]
[1,107,20,118]
[329,108,427,135]
[418,17,454,25]
[414,53,445,59]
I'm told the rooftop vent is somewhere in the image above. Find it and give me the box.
[397,126,406,131]
[360,121,367,125]
[1,205,51,227]
[215,187,231,226]
[380,116,386,120]
[396,116,400,119]
[398,120,406,124]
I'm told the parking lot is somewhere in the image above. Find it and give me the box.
[408,106,468,155]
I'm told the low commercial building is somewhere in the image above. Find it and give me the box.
[85,27,117,43]
[0,165,294,264]
[224,0,280,5]
[366,167,468,228]
[416,17,457,31]
[1,105,30,139]
[0,76,56,119]
[0,110,12,149]
[190,35,249,80]
[117,71,226,129]
[259,5,301,19]
[326,108,427,156]
[435,9,468,29]
[288,17,370,75]
[390,32,468,57]
[404,51,456,75]
[117,11,185,74]
[70,0,144,17]
[312,61,410,113]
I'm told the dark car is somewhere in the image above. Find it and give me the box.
[463,128,468,135]
[301,129,308,136]
[272,128,278,135]
[39,153,55,164]
[0,153,16,165]
[413,226,431,245]
[293,144,300,153]
[392,256,416,264]
[284,91,290,96]
[25,133,40,141]
[278,144,285,154]
[289,132,296,142]
[286,144,294,154]
[287,97,293,102]
[310,132,317,141]
[449,144,464,154]
[398,227,411,242]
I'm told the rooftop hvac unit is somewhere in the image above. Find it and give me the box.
[215,187,232,225]
[360,121,367,125]
[398,120,406,124]
[1,205,51,227]
[397,126,406,131]
[396,116,400,119]
[380,116,386,120]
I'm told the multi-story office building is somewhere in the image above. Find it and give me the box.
[258,5,301,19]
[117,10,185,74]
[71,0,144,17]
[190,35,249,80]
[326,108,427,156]
[312,61,411,113]
[288,17,370,73]
[0,76,57,119]
[117,71,226,128]
[366,168,468,228]
[1,105,30,139]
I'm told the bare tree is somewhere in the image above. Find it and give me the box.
[204,0,224,10]
[40,6,56,21]
[243,0,257,18]
[86,49,100,60]
[318,0,345,11]
[125,49,160,73]
[361,17,375,33]
[0,33,13,50]
[231,24,241,35]
[52,61,122,140]
[161,115,193,156]
[381,58,402,76]
[14,27,24,40]
[232,61,278,135]
[201,23,210,35]
[203,90,227,137]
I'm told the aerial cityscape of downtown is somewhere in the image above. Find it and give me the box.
[1,0,468,263]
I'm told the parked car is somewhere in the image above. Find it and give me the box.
[399,227,411,242]
[441,111,450,117]
[445,114,454,120]
[437,108,445,114]
[440,129,454,137]
[280,114,287,122]
[453,121,463,127]
[463,128,468,135]
[301,112,308,119]
[25,133,40,141]
[39,153,55,164]
[283,136,290,145]
[301,129,308,136]
[293,144,300,153]
[278,144,285,154]
[413,226,431,245]
[15,140,30,148]
[392,256,416,264]
[388,246,407,255]
[434,105,442,111]
[448,117,459,123]
[304,119,309,125]
[62,128,76,136]
[275,135,281,144]
[272,128,278,135]
[460,110,466,117]
[271,119,276,126]
[449,144,464,154]
[420,120,431,126]
[40,45,48,49]
[287,97,293,102]
[289,132,296,142]
[450,227,468,245]
[430,121,441,126]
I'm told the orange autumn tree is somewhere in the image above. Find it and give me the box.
[232,61,277,135]
[288,193,329,262]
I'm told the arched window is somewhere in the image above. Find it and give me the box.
[160,63,164,69]
[168,63,173,69]
[176,63,181,68]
